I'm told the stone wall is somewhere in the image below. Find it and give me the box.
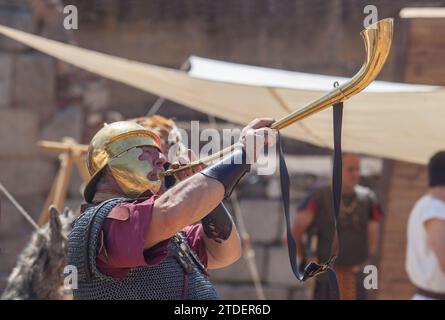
[0,0,113,291]
[68,0,437,118]
[0,1,56,290]
[378,161,427,299]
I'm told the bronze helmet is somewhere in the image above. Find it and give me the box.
[84,121,163,203]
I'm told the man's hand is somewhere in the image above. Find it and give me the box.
[170,149,207,181]
[239,118,276,163]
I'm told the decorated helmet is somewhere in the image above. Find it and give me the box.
[84,121,162,203]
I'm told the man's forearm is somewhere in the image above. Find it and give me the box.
[146,173,226,250]
[147,119,272,249]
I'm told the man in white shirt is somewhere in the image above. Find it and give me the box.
[406,151,445,300]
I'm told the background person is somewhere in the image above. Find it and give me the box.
[406,151,445,300]
[292,153,383,300]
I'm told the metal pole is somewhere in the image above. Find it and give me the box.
[0,182,43,234]
[231,190,266,300]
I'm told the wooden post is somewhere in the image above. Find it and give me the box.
[37,139,89,226]
[73,151,90,183]
[53,152,74,212]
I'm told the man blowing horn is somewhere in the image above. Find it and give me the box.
[68,118,275,300]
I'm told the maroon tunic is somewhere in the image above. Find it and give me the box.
[95,196,208,278]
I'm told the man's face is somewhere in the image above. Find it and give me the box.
[138,145,168,193]
[342,154,360,191]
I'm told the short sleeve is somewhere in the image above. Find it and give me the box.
[420,199,445,224]
[96,196,170,278]
[364,189,383,222]
[297,189,320,214]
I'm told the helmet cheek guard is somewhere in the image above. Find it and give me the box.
[107,147,162,198]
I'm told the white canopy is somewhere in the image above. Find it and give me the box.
[1,24,444,165]
[188,56,439,93]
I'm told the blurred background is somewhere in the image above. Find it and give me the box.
[1,0,445,299]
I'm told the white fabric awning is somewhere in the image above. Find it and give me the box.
[1,24,444,165]
[188,56,439,93]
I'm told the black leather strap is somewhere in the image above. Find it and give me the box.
[279,102,343,300]
[202,202,233,243]
[200,147,251,199]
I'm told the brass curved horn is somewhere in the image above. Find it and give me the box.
[163,18,394,177]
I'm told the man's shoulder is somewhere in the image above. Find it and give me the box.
[106,196,157,220]
[355,185,377,201]
[412,195,445,216]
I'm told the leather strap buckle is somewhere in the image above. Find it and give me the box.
[302,256,336,281]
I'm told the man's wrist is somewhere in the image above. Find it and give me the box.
[200,148,251,198]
